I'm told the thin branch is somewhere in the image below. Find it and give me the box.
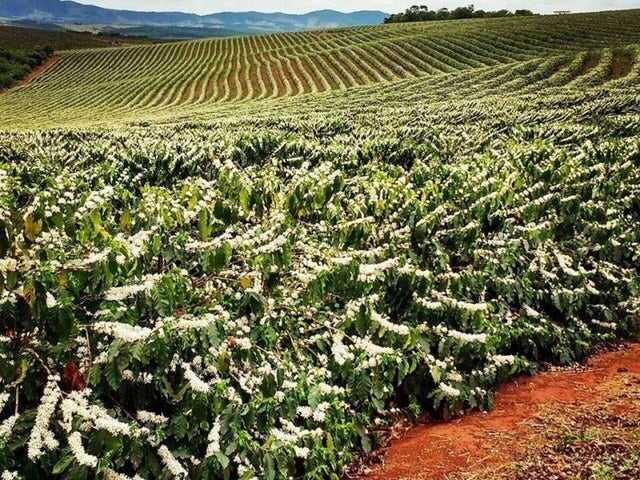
[24,347,52,376]
[108,394,136,421]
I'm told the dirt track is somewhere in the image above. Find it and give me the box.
[362,342,640,480]
[16,55,61,88]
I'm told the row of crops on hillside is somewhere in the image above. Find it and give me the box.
[0,26,120,52]
[0,81,639,479]
[160,47,639,137]
[1,9,640,128]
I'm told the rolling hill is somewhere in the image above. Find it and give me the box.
[0,0,388,33]
[0,24,155,50]
[0,10,639,128]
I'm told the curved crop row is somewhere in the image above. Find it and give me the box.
[1,74,640,480]
[1,10,640,127]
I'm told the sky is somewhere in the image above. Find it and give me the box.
[73,0,640,15]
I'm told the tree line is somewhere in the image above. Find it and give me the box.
[384,5,535,23]
[0,45,54,89]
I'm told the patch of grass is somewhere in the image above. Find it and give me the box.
[591,450,640,479]
[462,373,640,480]
[556,425,598,449]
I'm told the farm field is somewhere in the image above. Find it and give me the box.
[0,25,162,92]
[0,25,152,51]
[0,8,640,480]
[1,10,640,128]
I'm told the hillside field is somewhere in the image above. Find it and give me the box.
[0,24,154,51]
[0,9,639,480]
[1,10,640,128]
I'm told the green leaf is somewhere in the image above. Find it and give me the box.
[239,188,251,213]
[218,350,230,372]
[130,441,144,469]
[212,242,232,270]
[430,365,441,383]
[198,209,210,241]
[104,361,121,390]
[25,214,42,242]
[64,464,88,480]
[52,455,74,474]
[307,387,321,409]
[171,414,188,440]
[89,209,102,230]
[215,451,230,469]
[263,453,276,480]
[119,209,132,231]
[87,430,105,455]
[88,365,102,387]
[239,471,256,480]
[327,432,335,455]
[361,435,372,453]
[418,335,431,354]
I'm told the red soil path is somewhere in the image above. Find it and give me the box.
[608,54,633,80]
[363,342,640,480]
[16,55,61,88]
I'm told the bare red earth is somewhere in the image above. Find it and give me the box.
[607,53,633,80]
[363,342,640,480]
[16,55,61,88]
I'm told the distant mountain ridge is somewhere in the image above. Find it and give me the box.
[0,0,388,33]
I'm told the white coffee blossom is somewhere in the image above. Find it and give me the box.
[294,446,310,458]
[158,445,187,478]
[0,414,19,439]
[439,383,461,397]
[68,431,98,467]
[28,375,61,460]
[137,410,168,425]
[182,362,212,393]
[205,417,221,457]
